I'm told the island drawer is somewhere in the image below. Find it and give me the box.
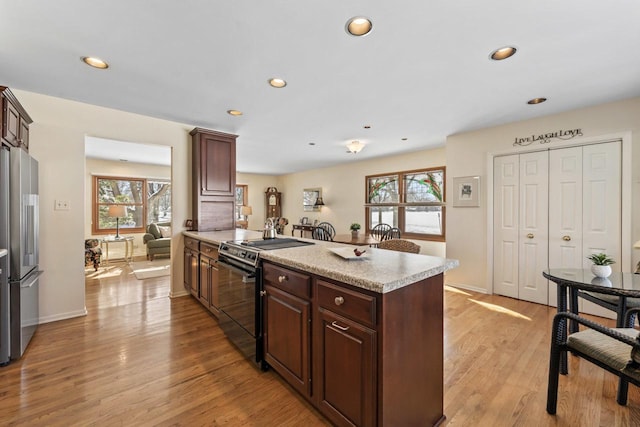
[184,236,200,251]
[200,242,218,258]
[316,280,376,327]
[263,263,311,299]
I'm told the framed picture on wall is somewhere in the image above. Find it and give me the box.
[452,176,480,207]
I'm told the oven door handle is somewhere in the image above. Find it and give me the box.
[217,258,255,277]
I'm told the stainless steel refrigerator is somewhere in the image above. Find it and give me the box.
[0,145,41,365]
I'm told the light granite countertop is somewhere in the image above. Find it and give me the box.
[183,230,458,294]
[0,249,7,258]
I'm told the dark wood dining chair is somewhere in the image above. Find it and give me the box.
[381,227,401,241]
[316,222,336,240]
[312,226,333,241]
[371,224,391,241]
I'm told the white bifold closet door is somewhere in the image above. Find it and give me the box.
[494,151,549,305]
[494,141,621,312]
[548,142,621,316]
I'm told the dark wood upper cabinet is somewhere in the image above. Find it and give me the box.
[1,86,32,151]
[190,128,237,231]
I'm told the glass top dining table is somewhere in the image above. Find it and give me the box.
[332,233,380,246]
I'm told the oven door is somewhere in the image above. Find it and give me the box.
[216,254,262,363]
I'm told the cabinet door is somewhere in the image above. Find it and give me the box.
[263,284,311,397]
[183,248,192,292]
[199,256,211,305]
[2,98,20,146]
[19,119,29,150]
[316,308,376,427]
[200,134,235,196]
[189,250,199,297]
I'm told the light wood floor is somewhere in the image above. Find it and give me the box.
[1,263,639,426]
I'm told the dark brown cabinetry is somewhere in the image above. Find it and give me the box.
[265,187,281,218]
[1,86,32,150]
[263,263,312,398]
[184,237,221,316]
[199,242,219,316]
[315,280,377,427]
[262,260,445,427]
[183,237,200,296]
[190,128,237,231]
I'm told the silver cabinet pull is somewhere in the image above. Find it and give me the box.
[527,233,534,239]
[278,275,288,283]
[331,321,349,331]
[334,296,345,306]
[562,235,571,241]
[260,290,267,297]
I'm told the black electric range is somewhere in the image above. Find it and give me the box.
[216,238,314,368]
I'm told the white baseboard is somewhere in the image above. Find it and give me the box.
[445,282,488,294]
[38,308,88,325]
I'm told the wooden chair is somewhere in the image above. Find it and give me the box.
[381,227,401,241]
[316,222,336,240]
[312,226,333,241]
[547,308,640,414]
[377,239,420,254]
[370,223,391,241]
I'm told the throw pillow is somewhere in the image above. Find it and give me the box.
[158,226,171,238]
[148,223,162,239]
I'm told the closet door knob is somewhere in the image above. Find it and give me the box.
[527,233,534,239]
[562,235,571,241]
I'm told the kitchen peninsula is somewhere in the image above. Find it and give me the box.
[183,230,458,426]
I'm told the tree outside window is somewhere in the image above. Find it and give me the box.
[93,176,171,234]
[235,185,248,220]
[365,167,445,241]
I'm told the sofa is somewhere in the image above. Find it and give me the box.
[143,222,171,260]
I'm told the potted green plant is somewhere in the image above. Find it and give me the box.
[350,222,361,237]
[587,253,615,278]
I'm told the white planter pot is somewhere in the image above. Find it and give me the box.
[591,264,612,278]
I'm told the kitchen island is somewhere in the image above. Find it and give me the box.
[182,231,458,426]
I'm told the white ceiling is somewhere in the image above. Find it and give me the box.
[2,1,640,174]
[85,136,171,166]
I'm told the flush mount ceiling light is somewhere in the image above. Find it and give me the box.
[268,78,287,88]
[346,140,365,153]
[81,56,109,69]
[227,109,243,116]
[527,97,547,105]
[346,17,372,36]
[490,46,517,61]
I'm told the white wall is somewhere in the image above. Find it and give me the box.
[16,89,194,323]
[85,158,171,259]
[277,147,448,257]
[446,96,640,293]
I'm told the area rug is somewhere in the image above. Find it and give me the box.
[130,259,171,280]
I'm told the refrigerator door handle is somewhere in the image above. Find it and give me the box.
[18,270,43,288]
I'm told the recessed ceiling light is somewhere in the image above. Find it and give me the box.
[401,138,408,141]
[308,142,316,146]
[346,17,373,37]
[227,109,243,116]
[527,97,547,105]
[81,56,109,69]
[268,78,287,88]
[490,46,517,61]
